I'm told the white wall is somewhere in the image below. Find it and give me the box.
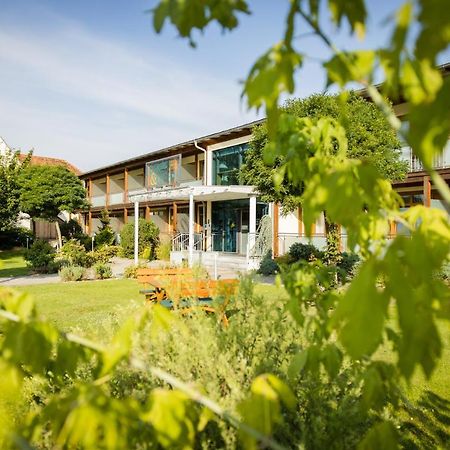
[278,208,298,234]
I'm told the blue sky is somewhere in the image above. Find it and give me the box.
[0,0,448,171]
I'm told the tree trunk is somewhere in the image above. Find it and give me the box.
[55,220,63,252]
[324,212,341,266]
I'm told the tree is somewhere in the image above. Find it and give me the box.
[94,209,115,247]
[19,165,88,250]
[0,150,30,231]
[241,93,408,210]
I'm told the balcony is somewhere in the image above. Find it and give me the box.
[109,192,124,205]
[91,195,106,207]
[402,144,450,172]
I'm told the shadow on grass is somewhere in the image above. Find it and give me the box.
[400,390,450,449]
[0,249,31,278]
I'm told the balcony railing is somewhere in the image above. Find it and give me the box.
[109,192,124,205]
[91,195,106,207]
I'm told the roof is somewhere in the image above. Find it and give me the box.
[80,118,265,178]
[19,153,81,175]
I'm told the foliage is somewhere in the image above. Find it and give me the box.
[24,239,58,273]
[0,149,31,231]
[90,245,119,264]
[60,218,83,240]
[93,262,113,280]
[240,93,408,211]
[0,226,34,250]
[257,250,278,276]
[59,265,86,282]
[0,249,31,278]
[59,239,91,268]
[94,209,116,247]
[120,219,159,259]
[156,241,171,261]
[123,263,147,279]
[337,252,360,279]
[18,164,88,249]
[289,242,323,262]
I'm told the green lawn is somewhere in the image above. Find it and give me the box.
[13,279,450,408]
[0,249,30,277]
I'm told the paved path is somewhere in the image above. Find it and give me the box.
[0,273,60,286]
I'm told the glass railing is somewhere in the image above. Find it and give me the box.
[91,195,106,207]
[109,192,124,205]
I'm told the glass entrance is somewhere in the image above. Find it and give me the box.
[211,199,268,253]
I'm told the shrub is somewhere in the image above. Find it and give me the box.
[60,219,83,240]
[24,239,57,273]
[92,245,119,264]
[123,263,147,279]
[274,253,293,267]
[337,252,360,278]
[59,239,90,267]
[59,265,86,282]
[156,241,171,261]
[141,246,152,260]
[0,226,34,250]
[120,219,159,259]
[289,242,323,262]
[257,250,278,276]
[94,210,116,247]
[93,262,113,279]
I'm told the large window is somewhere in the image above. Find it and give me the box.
[146,155,180,188]
[212,143,249,186]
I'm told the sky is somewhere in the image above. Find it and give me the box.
[0,0,449,172]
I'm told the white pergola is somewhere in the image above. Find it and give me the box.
[128,185,258,266]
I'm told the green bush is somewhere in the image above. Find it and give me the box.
[94,209,116,247]
[59,239,91,267]
[93,262,113,279]
[92,244,119,264]
[123,263,147,279]
[337,252,360,279]
[156,241,171,261]
[289,242,323,262]
[0,226,34,250]
[59,265,86,282]
[24,239,57,273]
[257,250,278,275]
[120,219,159,259]
[60,219,83,240]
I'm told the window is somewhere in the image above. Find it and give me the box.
[212,143,249,186]
[146,155,180,188]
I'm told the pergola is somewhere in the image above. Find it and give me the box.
[128,185,257,266]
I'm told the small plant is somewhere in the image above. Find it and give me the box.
[92,244,119,263]
[123,263,147,279]
[141,246,152,260]
[93,262,113,279]
[59,265,86,282]
[337,252,360,278]
[59,239,90,267]
[257,250,278,276]
[156,241,171,261]
[24,239,57,273]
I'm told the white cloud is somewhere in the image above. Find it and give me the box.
[0,12,260,170]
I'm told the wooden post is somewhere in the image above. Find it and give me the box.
[88,178,93,202]
[106,174,110,208]
[273,203,279,257]
[389,221,397,237]
[297,206,303,235]
[145,205,150,221]
[423,175,431,207]
[172,202,178,233]
[124,208,128,224]
[124,168,129,204]
[88,211,92,235]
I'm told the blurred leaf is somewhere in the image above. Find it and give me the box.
[327,0,367,37]
[325,50,375,87]
[358,421,398,450]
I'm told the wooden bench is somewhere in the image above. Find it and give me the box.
[137,269,239,326]
[137,267,193,302]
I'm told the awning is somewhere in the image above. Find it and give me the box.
[128,185,257,203]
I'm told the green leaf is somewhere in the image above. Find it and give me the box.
[358,421,398,450]
[333,259,389,358]
[415,0,450,62]
[327,0,367,37]
[321,344,342,379]
[324,50,375,87]
[288,350,308,381]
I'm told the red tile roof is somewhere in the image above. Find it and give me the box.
[18,153,81,175]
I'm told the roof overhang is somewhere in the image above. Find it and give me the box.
[128,185,257,203]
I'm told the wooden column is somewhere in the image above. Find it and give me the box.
[106,174,110,208]
[273,203,279,257]
[124,168,129,204]
[123,208,128,224]
[172,202,177,233]
[88,178,93,202]
[423,175,431,207]
[145,205,150,221]
[88,211,92,235]
[195,153,200,180]
[297,206,303,235]
[389,221,397,237]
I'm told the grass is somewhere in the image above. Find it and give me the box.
[12,278,450,444]
[0,249,30,278]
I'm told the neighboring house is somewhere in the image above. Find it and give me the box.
[0,137,81,242]
[79,64,450,272]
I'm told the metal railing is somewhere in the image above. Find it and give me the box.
[171,232,204,252]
